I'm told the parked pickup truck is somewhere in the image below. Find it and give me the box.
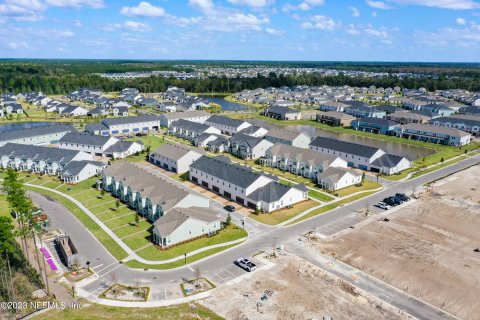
[236,258,257,272]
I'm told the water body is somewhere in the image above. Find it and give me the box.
[0,122,61,133]
[248,119,435,160]
[200,96,251,111]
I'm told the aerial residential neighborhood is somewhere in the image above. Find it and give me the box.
[1,2,480,320]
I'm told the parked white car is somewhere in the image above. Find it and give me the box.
[236,258,256,272]
[375,201,391,210]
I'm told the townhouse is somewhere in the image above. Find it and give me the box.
[0,124,76,147]
[429,114,480,136]
[317,111,356,127]
[261,143,348,179]
[264,128,311,148]
[319,101,349,112]
[59,132,143,159]
[385,111,431,125]
[102,161,210,222]
[264,105,302,120]
[149,143,205,174]
[168,119,221,142]
[58,105,89,117]
[227,133,274,160]
[204,115,252,135]
[309,137,412,174]
[190,155,307,212]
[159,110,211,128]
[0,143,101,183]
[237,125,268,137]
[393,123,471,146]
[351,117,399,135]
[85,115,161,136]
[344,105,386,118]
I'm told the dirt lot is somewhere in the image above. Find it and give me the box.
[200,254,405,320]
[317,165,480,320]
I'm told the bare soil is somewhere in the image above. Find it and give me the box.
[318,165,480,320]
[200,254,405,320]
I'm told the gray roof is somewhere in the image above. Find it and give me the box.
[265,128,309,141]
[0,124,75,143]
[352,117,399,127]
[152,143,204,161]
[0,143,83,164]
[317,167,360,184]
[310,137,382,158]
[103,161,189,211]
[228,133,264,148]
[238,125,266,136]
[430,115,480,126]
[265,105,300,115]
[153,207,219,237]
[60,132,112,147]
[61,160,105,176]
[161,110,210,121]
[104,141,137,153]
[247,181,297,202]
[102,115,159,127]
[85,122,108,132]
[206,115,249,128]
[398,123,471,137]
[170,119,211,134]
[191,155,276,188]
[267,143,340,167]
[371,154,409,168]
[320,111,356,120]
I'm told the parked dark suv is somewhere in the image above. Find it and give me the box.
[395,193,410,202]
[383,197,397,206]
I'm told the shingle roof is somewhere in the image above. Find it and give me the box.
[152,143,204,161]
[265,128,308,141]
[206,115,249,128]
[228,133,264,148]
[161,110,210,121]
[371,154,409,168]
[0,124,75,143]
[60,132,113,147]
[191,155,274,188]
[104,141,137,153]
[267,143,340,167]
[170,119,211,133]
[153,207,219,237]
[317,167,360,184]
[265,105,300,115]
[320,111,356,120]
[102,115,160,127]
[353,117,399,127]
[0,143,83,164]
[61,160,105,176]
[247,181,295,202]
[398,123,471,137]
[310,136,382,158]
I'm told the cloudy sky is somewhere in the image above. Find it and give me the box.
[0,0,479,61]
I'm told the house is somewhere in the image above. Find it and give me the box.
[0,143,94,180]
[59,132,144,159]
[102,161,210,222]
[59,105,88,117]
[237,125,268,137]
[403,99,430,110]
[159,110,211,128]
[309,137,412,174]
[60,160,106,184]
[205,135,228,153]
[385,111,431,125]
[344,105,386,118]
[422,104,455,117]
[429,114,480,136]
[87,106,109,118]
[112,106,129,117]
[317,167,362,191]
[169,119,221,142]
[0,124,76,147]
[194,132,227,148]
[152,207,221,247]
[264,128,311,148]
[351,117,399,135]
[319,101,349,112]
[264,105,302,120]
[4,103,24,115]
[204,115,252,135]
[393,123,471,146]
[149,143,205,174]
[375,105,406,114]
[189,155,307,212]
[158,102,178,113]
[227,133,274,160]
[85,115,161,136]
[261,143,348,179]
[317,111,356,127]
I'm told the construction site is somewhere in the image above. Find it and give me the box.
[315,164,480,320]
[200,253,406,320]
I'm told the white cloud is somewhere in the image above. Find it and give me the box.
[349,6,360,17]
[123,20,151,32]
[392,0,480,10]
[456,17,467,25]
[265,27,283,34]
[8,41,29,50]
[283,0,324,12]
[73,19,82,27]
[120,2,166,17]
[415,23,480,47]
[300,15,339,31]
[228,0,270,8]
[347,23,392,38]
[366,1,392,10]
[45,0,105,9]
[189,0,214,12]
[0,0,45,21]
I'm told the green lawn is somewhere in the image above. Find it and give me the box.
[334,179,382,197]
[122,231,152,251]
[409,156,469,180]
[125,135,166,162]
[34,300,224,320]
[0,193,10,217]
[308,189,335,202]
[134,224,247,261]
[248,200,318,225]
[124,243,240,270]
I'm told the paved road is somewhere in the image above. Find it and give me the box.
[32,153,480,318]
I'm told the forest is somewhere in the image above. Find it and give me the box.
[0,60,479,94]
